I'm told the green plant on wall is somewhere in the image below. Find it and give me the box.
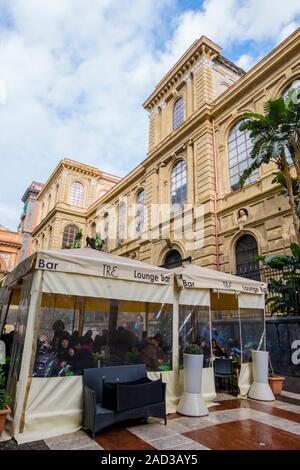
[0,365,9,410]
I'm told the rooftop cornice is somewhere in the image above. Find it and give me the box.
[212,26,300,115]
[37,158,119,201]
[143,36,222,111]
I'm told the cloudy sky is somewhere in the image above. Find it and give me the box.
[0,0,300,230]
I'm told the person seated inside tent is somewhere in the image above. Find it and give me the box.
[212,339,227,358]
[198,336,211,366]
[84,330,94,348]
[139,337,163,371]
[154,332,170,363]
[57,336,72,365]
[138,331,148,351]
[110,325,139,363]
[51,320,70,352]
[93,329,108,353]
[70,330,80,348]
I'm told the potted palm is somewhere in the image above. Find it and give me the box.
[0,365,10,436]
[177,344,208,417]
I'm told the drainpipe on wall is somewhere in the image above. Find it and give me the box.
[212,117,220,270]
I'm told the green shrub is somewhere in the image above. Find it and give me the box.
[184,344,202,355]
[0,365,9,411]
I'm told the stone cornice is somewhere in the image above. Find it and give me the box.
[32,205,86,236]
[37,158,103,201]
[143,36,222,111]
[212,27,300,116]
[0,241,21,250]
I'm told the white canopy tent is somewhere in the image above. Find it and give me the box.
[172,263,267,402]
[0,249,267,443]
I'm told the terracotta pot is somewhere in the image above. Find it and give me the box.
[0,406,11,436]
[268,376,285,396]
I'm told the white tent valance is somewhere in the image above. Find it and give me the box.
[36,249,173,286]
[178,288,210,307]
[43,271,174,304]
[238,293,265,309]
[173,264,267,295]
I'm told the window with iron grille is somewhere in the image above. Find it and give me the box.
[235,234,260,281]
[70,182,84,207]
[135,189,145,237]
[228,120,258,192]
[173,98,184,129]
[171,160,187,207]
[62,225,79,248]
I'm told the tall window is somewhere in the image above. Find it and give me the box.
[228,120,258,192]
[171,160,187,207]
[70,182,84,207]
[117,201,126,246]
[173,98,184,129]
[235,234,260,281]
[62,225,79,248]
[135,190,145,237]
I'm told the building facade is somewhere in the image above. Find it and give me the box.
[32,29,300,279]
[19,181,44,262]
[31,159,120,251]
[0,225,21,280]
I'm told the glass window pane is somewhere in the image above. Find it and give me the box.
[70,182,84,207]
[179,305,211,368]
[173,98,184,129]
[228,120,257,192]
[171,160,187,207]
[33,293,82,377]
[240,308,265,362]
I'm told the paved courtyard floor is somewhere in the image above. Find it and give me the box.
[1,391,300,450]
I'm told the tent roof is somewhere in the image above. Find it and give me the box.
[172,263,267,294]
[3,248,173,287]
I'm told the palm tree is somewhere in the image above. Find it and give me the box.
[239,89,300,244]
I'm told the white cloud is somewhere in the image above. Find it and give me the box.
[236,54,258,71]
[0,0,299,230]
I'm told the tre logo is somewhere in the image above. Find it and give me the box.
[291,340,300,365]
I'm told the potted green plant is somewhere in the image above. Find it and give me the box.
[0,365,11,436]
[177,343,208,417]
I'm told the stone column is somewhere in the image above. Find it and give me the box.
[184,73,194,117]
[186,140,195,205]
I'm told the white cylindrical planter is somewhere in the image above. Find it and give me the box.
[248,350,275,401]
[177,353,208,416]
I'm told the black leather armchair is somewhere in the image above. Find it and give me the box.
[83,364,166,437]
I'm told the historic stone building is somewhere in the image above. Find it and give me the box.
[19,181,44,262]
[31,159,120,251]
[0,225,21,280]
[32,29,300,280]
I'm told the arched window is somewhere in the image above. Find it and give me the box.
[62,225,79,248]
[171,160,187,207]
[135,189,145,237]
[70,182,84,207]
[173,97,184,129]
[228,120,258,192]
[162,250,182,269]
[235,234,260,281]
[283,79,300,100]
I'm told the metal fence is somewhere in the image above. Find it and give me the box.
[237,266,300,316]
